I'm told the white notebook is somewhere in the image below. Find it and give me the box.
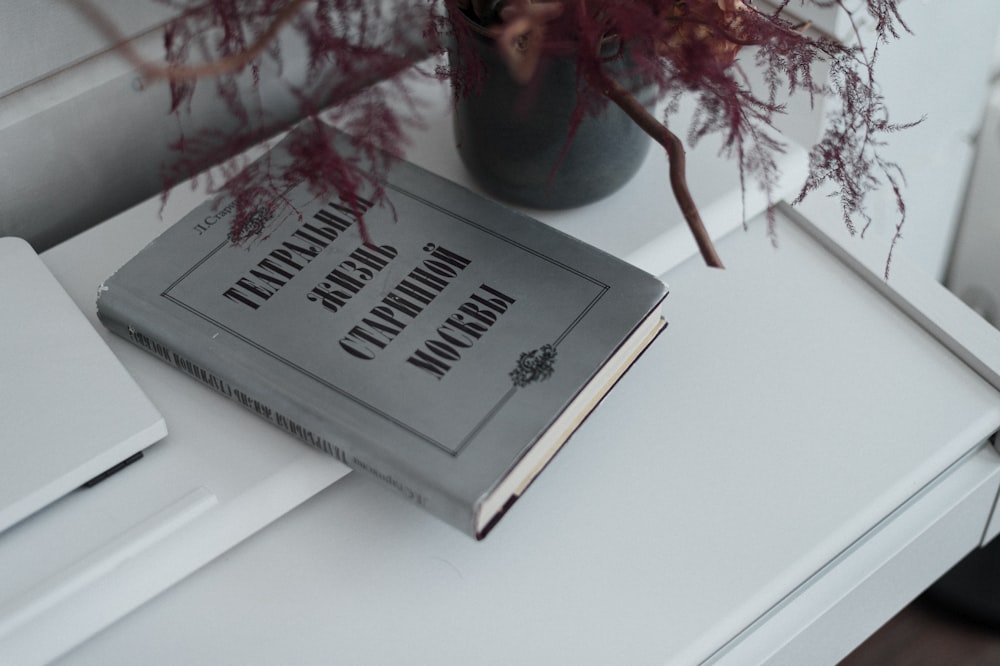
[0,237,167,533]
[0,212,350,664]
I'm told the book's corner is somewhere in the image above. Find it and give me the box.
[474,493,520,541]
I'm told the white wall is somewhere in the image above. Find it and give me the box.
[0,2,429,251]
[780,0,1000,281]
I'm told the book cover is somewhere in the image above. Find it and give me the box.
[97,128,668,538]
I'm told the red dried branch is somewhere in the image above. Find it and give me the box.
[70,0,913,272]
[593,68,725,269]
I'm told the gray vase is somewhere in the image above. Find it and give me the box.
[451,32,653,210]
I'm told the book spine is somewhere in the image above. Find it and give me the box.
[96,294,466,534]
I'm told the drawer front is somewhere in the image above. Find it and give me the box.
[708,442,1000,665]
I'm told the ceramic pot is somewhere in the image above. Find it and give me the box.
[451,28,653,209]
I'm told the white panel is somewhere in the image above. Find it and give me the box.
[948,89,1000,328]
[983,438,1000,544]
[709,444,1000,665]
[0,4,431,251]
[0,1,174,97]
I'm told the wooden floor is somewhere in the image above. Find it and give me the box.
[839,596,1000,665]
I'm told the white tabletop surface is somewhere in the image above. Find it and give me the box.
[35,72,1000,665]
[49,204,1000,666]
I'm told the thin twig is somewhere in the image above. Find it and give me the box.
[594,71,725,269]
[71,0,311,82]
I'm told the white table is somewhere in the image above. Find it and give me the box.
[40,77,1000,665]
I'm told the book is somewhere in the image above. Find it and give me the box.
[96,127,668,539]
[0,237,166,534]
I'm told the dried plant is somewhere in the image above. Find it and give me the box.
[73,0,914,268]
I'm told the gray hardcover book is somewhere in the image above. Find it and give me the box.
[97,127,668,538]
